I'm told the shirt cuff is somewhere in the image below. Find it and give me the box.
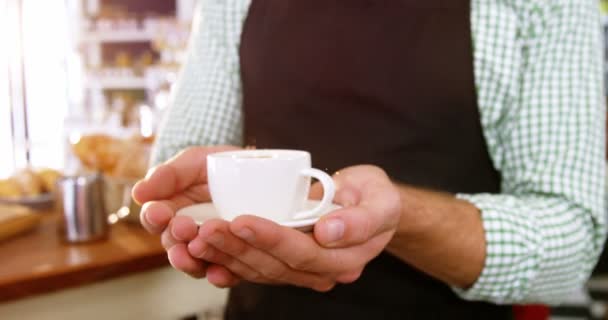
[451,193,543,304]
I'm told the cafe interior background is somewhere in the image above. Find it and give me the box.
[1,0,608,319]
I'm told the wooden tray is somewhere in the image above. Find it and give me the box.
[0,205,41,242]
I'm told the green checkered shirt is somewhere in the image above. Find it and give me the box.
[153,0,607,304]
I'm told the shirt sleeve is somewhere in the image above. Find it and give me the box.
[151,0,249,164]
[455,1,606,304]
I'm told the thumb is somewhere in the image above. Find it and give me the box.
[313,184,364,247]
[314,166,401,248]
[314,183,400,248]
[314,206,376,248]
[313,186,369,247]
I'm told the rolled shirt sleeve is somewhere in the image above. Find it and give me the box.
[151,0,248,164]
[455,0,606,304]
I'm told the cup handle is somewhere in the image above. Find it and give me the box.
[291,168,335,220]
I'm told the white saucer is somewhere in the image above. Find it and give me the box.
[176,200,342,232]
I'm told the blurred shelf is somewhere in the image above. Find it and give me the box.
[81,30,155,43]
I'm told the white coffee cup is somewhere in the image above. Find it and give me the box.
[207,149,335,222]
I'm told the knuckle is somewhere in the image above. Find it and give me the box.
[288,251,318,270]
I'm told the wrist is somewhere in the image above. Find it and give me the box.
[391,184,444,239]
[387,185,486,287]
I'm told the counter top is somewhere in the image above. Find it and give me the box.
[0,211,168,303]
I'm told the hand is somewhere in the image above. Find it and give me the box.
[186,165,402,291]
[132,146,243,285]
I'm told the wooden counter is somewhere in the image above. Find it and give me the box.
[0,211,168,303]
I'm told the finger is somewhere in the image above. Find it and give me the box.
[230,216,342,273]
[188,242,284,286]
[206,264,241,288]
[232,216,387,280]
[308,181,323,200]
[314,175,400,248]
[201,243,334,292]
[161,227,179,250]
[332,185,361,207]
[167,243,207,278]
[187,220,263,281]
[161,215,192,249]
[187,219,228,258]
[197,219,333,290]
[133,146,238,203]
[170,215,198,242]
[139,185,211,233]
[140,201,174,234]
[315,206,399,248]
[314,206,387,248]
[309,174,362,206]
[335,269,364,284]
[334,166,400,216]
[191,241,265,282]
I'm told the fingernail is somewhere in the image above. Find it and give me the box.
[171,229,183,241]
[187,241,207,259]
[234,227,255,241]
[144,211,160,228]
[323,219,345,243]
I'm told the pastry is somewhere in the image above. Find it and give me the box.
[37,168,62,193]
[110,135,152,179]
[0,204,40,242]
[0,178,22,198]
[12,169,44,196]
[72,134,123,172]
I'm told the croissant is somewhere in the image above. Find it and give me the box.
[37,168,62,193]
[12,169,44,196]
[0,178,22,198]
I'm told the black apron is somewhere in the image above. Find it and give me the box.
[228,0,511,318]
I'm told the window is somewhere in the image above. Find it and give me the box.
[21,0,69,170]
[0,1,15,178]
[0,0,70,177]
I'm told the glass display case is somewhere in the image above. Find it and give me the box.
[67,0,195,139]
[0,0,197,178]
